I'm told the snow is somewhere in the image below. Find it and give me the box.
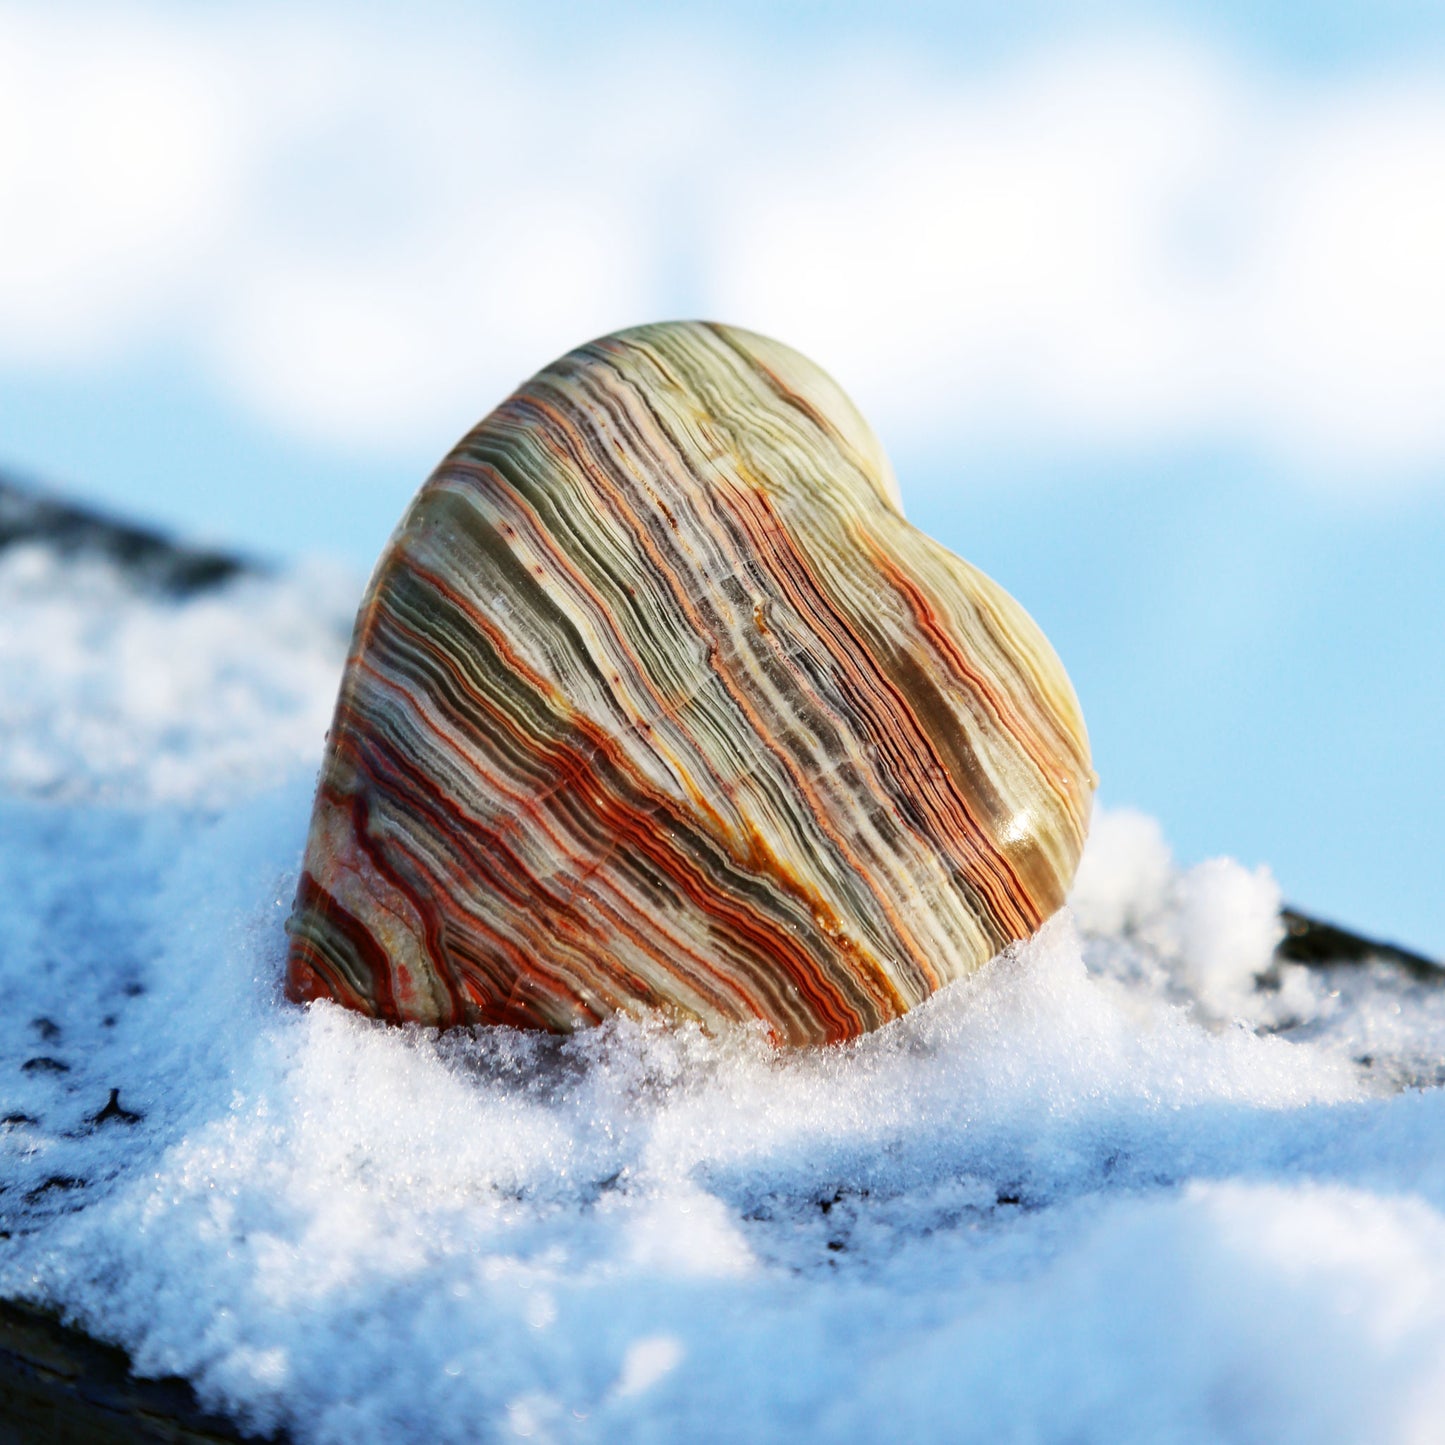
[2,544,1443,1443]
[0,542,354,802]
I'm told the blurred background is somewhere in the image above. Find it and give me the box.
[1,0,1441,953]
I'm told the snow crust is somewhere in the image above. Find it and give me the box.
[2,551,1443,1443]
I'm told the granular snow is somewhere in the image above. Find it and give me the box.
[1,548,1441,1444]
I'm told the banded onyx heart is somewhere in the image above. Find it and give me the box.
[286,322,1093,1045]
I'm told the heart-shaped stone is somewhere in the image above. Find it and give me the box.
[286,322,1093,1044]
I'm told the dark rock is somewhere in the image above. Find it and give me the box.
[0,475,254,598]
[88,1091,142,1128]
[0,1297,283,1443]
[1276,908,1443,981]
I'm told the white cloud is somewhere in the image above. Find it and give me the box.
[0,7,1442,487]
[0,10,238,360]
[708,39,1445,483]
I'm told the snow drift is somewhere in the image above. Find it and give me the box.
[1,514,1441,1444]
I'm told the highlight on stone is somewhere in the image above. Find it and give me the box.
[285,321,1094,1044]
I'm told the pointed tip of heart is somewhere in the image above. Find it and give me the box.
[287,321,1093,1045]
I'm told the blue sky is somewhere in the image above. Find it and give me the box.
[1,0,1442,952]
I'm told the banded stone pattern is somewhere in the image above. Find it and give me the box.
[286,322,1094,1045]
